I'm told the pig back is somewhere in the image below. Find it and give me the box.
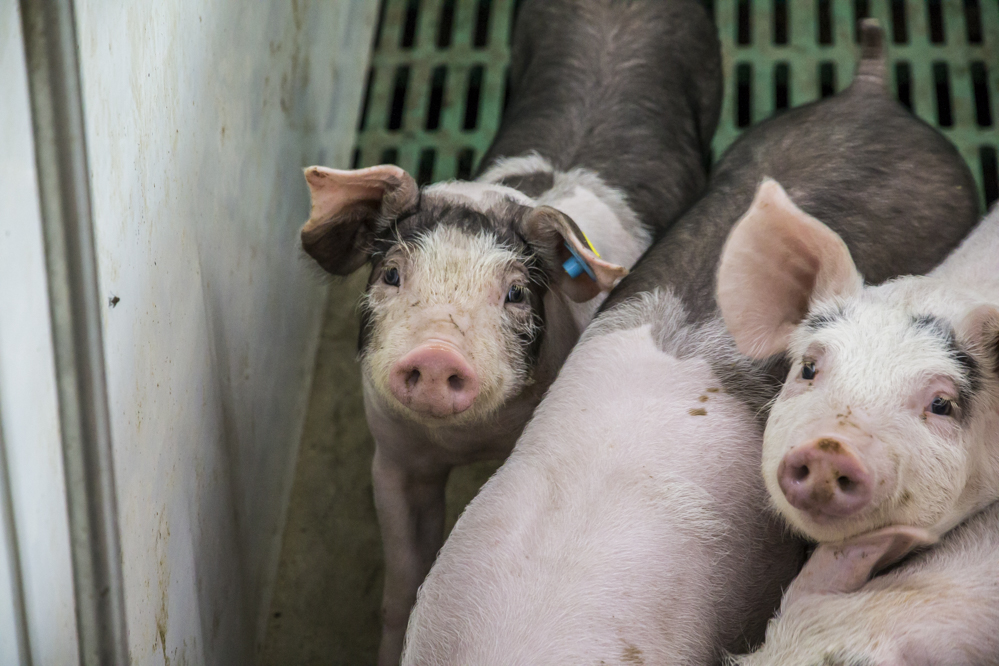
[479,0,722,238]
[604,57,980,321]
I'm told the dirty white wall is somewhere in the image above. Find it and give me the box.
[0,4,81,664]
[1,0,375,664]
[76,1,377,662]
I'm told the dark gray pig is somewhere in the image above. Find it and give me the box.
[298,1,721,663]
[403,22,979,665]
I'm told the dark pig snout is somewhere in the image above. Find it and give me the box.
[778,438,873,521]
[390,341,480,418]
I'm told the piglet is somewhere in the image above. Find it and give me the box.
[718,187,999,665]
[299,1,722,662]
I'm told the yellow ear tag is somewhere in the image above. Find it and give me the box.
[579,229,599,257]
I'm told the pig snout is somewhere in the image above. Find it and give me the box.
[777,438,873,521]
[389,341,479,418]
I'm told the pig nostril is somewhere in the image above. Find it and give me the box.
[837,475,856,492]
[406,369,420,389]
[448,374,464,392]
[791,465,809,482]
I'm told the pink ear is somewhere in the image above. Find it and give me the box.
[717,179,863,358]
[300,164,418,275]
[784,525,937,607]
[520,206,628,303]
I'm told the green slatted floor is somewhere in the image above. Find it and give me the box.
[354,0,999,208]
[353,0,517,184]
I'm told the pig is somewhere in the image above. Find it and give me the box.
[718,199,999,665]
[402,21,980,665]
[298,1,723,662]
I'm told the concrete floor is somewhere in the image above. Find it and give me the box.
[260,276,500,665]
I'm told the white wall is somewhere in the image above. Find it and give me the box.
[0,1,375,664]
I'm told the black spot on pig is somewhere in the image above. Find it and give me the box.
[805,306,845,331]
[912,314,982,411]
[498,171,555,198]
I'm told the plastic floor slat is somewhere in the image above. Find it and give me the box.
[355,0,999,209]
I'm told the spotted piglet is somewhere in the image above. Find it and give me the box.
[718,183,999,665]
[299,0,722,662]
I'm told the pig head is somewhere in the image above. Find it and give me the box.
[302,165,626,427]
[718,179,999,545]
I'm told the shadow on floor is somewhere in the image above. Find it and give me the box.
[260,275,501,665]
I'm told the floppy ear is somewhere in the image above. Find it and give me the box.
[300,164,419,275]
[519,206,628,302]
[783,525,936,608]
[958,304,999,374]
[717,178,863,359]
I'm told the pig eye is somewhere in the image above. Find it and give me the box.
[929,396,953,417]
[383,267,400,287]
[506,284,526,304]
[801,361,817,380]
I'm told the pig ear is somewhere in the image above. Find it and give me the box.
[300,165,419,275]
[958,304,999,374]
[519,206,628,302]
[783,525,937,608]
[717,179,863,359]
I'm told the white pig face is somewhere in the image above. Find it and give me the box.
[717,179,999,544]
[360,223,541,427]
[764,282,999,542]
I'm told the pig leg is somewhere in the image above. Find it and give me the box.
[372,448,449,666]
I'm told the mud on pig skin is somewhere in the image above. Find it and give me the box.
[403,21,979,665]
[297,0,722,663]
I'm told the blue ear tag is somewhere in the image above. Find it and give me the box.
[562,241,598,281]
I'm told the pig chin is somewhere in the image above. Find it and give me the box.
[773,496,892,544]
